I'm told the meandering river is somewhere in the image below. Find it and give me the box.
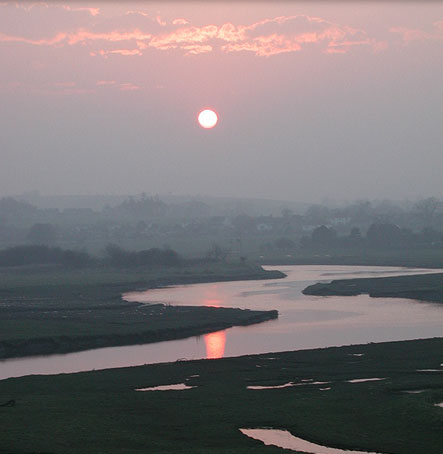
[1,265,443,380]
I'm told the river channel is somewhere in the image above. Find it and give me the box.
[1,265,443,380]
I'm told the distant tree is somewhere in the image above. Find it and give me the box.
[299,236,311,249]
[311,225,337,247]
[345,227,363,248]
[207,243,228,262]
[304,205,330,225]
[60,249,93,267]
[104,244,180,267]
[366,223,403,248]
[27,223,57,245]
[111,195,167,218]
[274,237,296,251]
[233,214,254,234]
[414,198,441,227]
[0,245,92,267]
[0,197,37,225]
[104,244,134,266]
[350,227,361,238]
[259,242,274,253]
[281,208,293,218]
[138,248,180,266]
[345,201,373,224]
[420,228,443,245]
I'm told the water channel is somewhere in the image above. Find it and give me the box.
[1,265,443,380]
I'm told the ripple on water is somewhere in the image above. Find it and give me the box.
[239,428,386,454]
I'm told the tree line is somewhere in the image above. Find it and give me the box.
[0,244,181,268]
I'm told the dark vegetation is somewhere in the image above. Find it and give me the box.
[0,245,93,267]
[0,261,283,360]
[0,338,442,453]
[303,272,443,304]
[0,244,180,268]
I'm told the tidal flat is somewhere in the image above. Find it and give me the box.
[0,338,442,453]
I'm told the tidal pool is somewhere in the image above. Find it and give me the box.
[347,378,387,383]
[239,428,386,454]
[135,384,194,391]
[247,381,330,390]
[1,265,443,380]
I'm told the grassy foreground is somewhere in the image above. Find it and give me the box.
[303,272,443,304]
[0,338,442,453]
[0,263,284,359]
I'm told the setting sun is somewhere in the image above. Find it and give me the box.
[198,109,218,129]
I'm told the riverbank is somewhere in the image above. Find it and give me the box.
[303,271,443,304]
[0,263,284,360]
[261,249,443,269]
[0,337,441,453]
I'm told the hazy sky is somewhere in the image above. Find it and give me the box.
[1,1,442,202]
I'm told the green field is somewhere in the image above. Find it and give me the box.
[0,338,442,453]
[0,263,283,359]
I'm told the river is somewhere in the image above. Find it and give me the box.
[1,265,443,380]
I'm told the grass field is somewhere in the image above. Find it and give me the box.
[0,338,442,453]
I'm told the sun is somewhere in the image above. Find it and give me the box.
[198,109,218,129]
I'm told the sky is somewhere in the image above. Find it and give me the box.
[0,1,442,203]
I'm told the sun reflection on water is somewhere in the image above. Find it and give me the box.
[204,330,226,359]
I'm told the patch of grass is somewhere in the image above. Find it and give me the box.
[0,338,442,453]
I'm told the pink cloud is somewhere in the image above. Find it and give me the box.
[390,27,432,43]
[62,6,100,17]
[54,81,76,87]
[0,31,67,46]
[324,47,347,55]
[223,34,302,57]
[96,80,116,86]
[110,49,142,56]
[120,83,140,91]
[0,12,400,58]
[66,29,152,46]
[156,16,167,27]
[183,44,213,55]
[90,49,142,58]
[173,18,189,26]
[390,21,443,43]
[125,11,149,18]
[149,25,218,51]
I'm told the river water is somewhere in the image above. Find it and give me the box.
[1,265,443,380]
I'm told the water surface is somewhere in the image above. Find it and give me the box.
[1,265,442,380]
[239,428,385,454]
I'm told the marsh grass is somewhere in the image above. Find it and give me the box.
[0,338,441,453]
